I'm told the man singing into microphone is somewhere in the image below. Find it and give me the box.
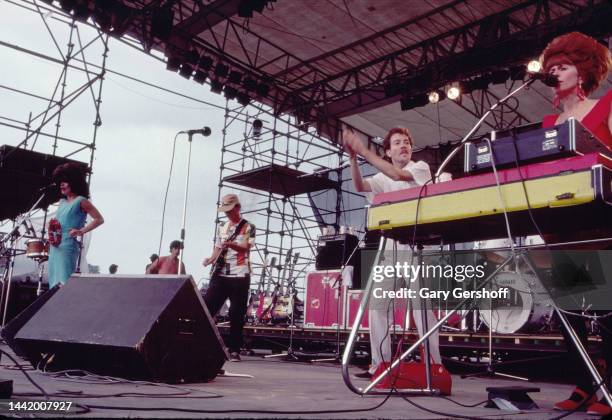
[203,193,255,362]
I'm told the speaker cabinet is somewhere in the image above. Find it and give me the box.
[315,233,359,271]
[6,275,228,383]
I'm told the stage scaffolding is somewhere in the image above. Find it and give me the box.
[0,0,109,185]
[215,103,368,294]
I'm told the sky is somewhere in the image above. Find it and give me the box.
[0,1,263,285]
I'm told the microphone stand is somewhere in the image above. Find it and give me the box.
[1,191,48,327]
[178,132,195,273]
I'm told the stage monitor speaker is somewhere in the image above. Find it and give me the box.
[8,274,228,383]
[315,233,359,270]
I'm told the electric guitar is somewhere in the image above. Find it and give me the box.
[210,219,247,278]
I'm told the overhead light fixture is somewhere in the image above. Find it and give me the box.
[210,79,223,94]
[166,56,181,72]
[527,60,541,73]
[179,64,194,79]
[252,119,263,138]
[447,86,461,101]
[428,90,446,104]
[223,86,237,100]
[193,70,207,84]
[256,82,270,97]
[214,63,229,78]
[198,56,213,71]
[237,93,251,106]
[243,77,257,92]
[228,70,243,84]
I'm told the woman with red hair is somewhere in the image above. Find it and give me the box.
[541,31,612,147]
[540,32,612,416]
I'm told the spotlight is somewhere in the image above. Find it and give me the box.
[447,86,460,100]
[428,90,446,104]
[256,82,270,97]
[252,119,263,138]
[210,79,223,94]
[72,0,92,21]
[185,50,199,65]
[199,56,213,71]
[193,70,207,84]
[228,70,243,84]
[237,92,251,106]
[384,79,402,98]
[527,60,541,73]
[243,77,257,91]
[166,56,181,72]
[223,86,237,100]
[179,64,194,79]
[214,63,229,78]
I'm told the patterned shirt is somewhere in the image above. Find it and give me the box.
[215,219,256,277]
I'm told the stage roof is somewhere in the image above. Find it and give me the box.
[79,0,612,147]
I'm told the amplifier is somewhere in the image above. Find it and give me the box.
[464,118,609,174]
[315,233,359,271]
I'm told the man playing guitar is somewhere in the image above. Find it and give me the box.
[203,193,256,362]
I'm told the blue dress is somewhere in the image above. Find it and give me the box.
[48,196,87,288]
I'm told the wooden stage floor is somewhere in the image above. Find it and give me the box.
[0,344,592,419]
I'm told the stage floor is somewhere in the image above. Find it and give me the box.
[0,344,590,419]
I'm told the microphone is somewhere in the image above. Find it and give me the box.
[180,126,211,136]
[528,72,559,87]
[37,182,57,192]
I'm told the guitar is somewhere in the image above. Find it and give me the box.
[246,256,268,321]
[210,219,247,278]
[272,251,300,323]
[256,256,276,322]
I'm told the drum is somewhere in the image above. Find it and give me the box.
[479,272,554,333]
[25,239,49,261]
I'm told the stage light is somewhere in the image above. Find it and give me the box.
[223,86,237,100]
[527,60,541,73]
[166,56,180,72]
[72,0,92,21]
[237,93,251,106]
[256,82,270,97]
[228,70,243,84]
[384,79,401,98]
[199,56,213,71]
[252,119,263,138]
[214,63,229,78]
[210,79,223,94]
[427,90,447,104]
[179,64,194,79]
[193,70,207,84]
[243,77,257,91]
[447,86,460,100]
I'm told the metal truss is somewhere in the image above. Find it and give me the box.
[216,101,358,296]
[1,0,109,171]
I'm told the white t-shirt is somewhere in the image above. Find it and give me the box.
[365,160,432,251]
[365,160,432,202]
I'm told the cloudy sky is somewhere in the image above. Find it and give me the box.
[0,1,260,284]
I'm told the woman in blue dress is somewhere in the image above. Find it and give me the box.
[47,163,104,288]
